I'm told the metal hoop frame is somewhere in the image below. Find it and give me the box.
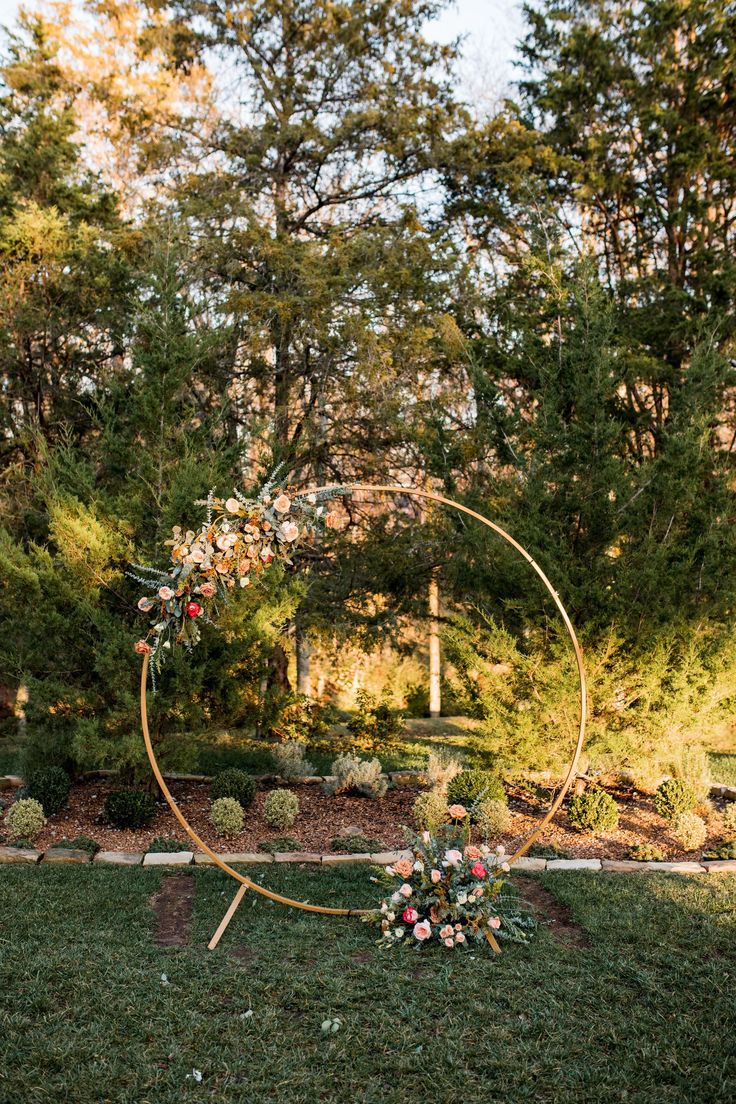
[140,484,587,934]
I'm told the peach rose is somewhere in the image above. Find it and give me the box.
[392,859,413,878]
[281,521,299,542]
[455,932,466,944]
[133,640,151,655]
[489,916,501,930]
[439,925,454,939]
[137,597,154,611]
[199,582,216,598]
[464,845,482,861]
[216,533,236,551]
[444,937,455,948]
[413,920,432,941]
[448,804,468,819]
[399,883,413,898]
[273,494,291,513]
[430,869,442,884]
[158,586,173,600]
[225,497,241,513]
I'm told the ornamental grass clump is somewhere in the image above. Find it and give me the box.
[5,798,45,840]
[25,766,71,815]
[263,788,299,829]
[105,789,156,829]
[413,790,449,834]
[671,811,707,851]
[447,770,506,820]
[210,797,245,835]
[567,789,619,834]
[628,842,665,862]
[325,754,387,799]
[271,741,315,779]
[423,751,463,795]
[210,768,257,809]
[654,778,697,820]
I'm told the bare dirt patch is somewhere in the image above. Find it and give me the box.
[151,874,195,947]
[515,876,590,949]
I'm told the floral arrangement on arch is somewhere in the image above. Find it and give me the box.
[129,469,342,686]
[368,813,534,951]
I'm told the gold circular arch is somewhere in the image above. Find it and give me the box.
[140,484,587,923]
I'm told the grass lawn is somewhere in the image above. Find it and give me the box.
[1,866,734,1103]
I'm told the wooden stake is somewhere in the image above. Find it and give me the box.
[208,883,248,951]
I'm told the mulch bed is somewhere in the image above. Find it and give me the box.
[9,776,731,860]
[151,874,195,946]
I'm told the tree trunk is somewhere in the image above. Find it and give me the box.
[295,619,311,698]
[428,571,441,718]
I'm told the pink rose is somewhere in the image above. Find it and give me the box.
[430,869,442,884]
[216,533,236,551]
[439,925,454,939]
[133,640,151,655]
[273,494,291,513]
[402,907,418,924]
[464,845,482,860]
[199,582,216,598]
[444,849,462,866]
[281,522,299,542]
[413,920,432,941]
[448,804,468,819]
[137,597,154,611]
[471,862,487,878]
[444,937,455,948]
[489,916,501,930]
[455,932,466,944]
[158,586,173,600]
[399,883,413,898]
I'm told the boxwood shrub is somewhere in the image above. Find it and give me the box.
[210,768,257,809]
[105,789,156,829]
[25,766,71,815]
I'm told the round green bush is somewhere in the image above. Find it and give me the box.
[628,842,665,862]
[567,789,619,833]
[5,798,45,840]
[104,789,156,829]
[474,797,512,840]
[412,790,449,834]
[210,768,257,809]
[671,811,707,851]
[263,788,299,830]
[210,797,245,835]
[446,770,506,819]
[25,766,71,815]
[654,778,697,820]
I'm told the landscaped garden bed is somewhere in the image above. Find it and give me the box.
[4,771,734,863]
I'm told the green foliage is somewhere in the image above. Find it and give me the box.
[270,741,315,779]
[412,790,448,834]
[210,769,256,809]
[721,804,736,841]
[329,834,383,854]
[104,790,156,829]
[258,837,302,854]
[210,797,244,836]
[703,839,736,861]
[446,770,506,817]
[325,754,387,799]
[24,766,71,815]
[567,790,619,834]
[474,798,512,841]
[346,691,405,756]
[263,789,299,830]
[146,837,190,853]
[670,812,707,852]
[5,797,45,839]
[423,750,463,795]
[527,842,571,860]
[655,779,698,821]
[50,836,99,855]
[628,843,666,863]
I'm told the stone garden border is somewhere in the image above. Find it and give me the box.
[1,845,734,874]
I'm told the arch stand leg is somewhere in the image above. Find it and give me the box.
[208,883,249,951]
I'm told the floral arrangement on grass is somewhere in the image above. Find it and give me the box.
[367,820,534,951]
[129,469,343,685]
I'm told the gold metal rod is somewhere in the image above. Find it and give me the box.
[208,883,249,950]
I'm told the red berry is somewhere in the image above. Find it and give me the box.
[186,601,202,618]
